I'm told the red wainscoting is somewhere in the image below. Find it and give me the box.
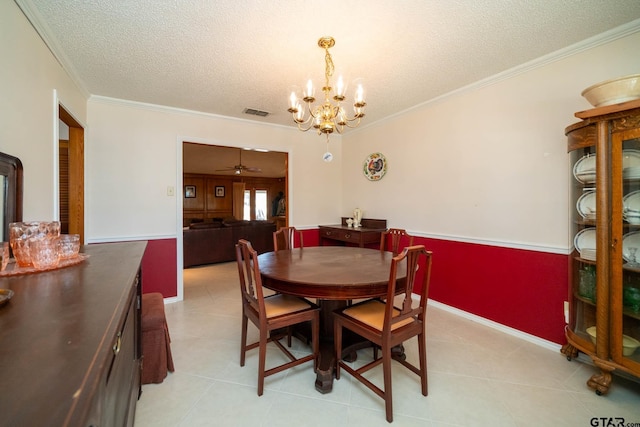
[142,238,177,297]
[166,228,567,343]
[412,237,568,345]
[301,228,568,345]
[301,229,320,247]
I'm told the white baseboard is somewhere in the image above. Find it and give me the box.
[428,299,562,353]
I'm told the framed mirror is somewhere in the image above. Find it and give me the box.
[0,152,23,242]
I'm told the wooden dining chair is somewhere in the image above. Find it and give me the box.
[334,245,433,423]
[380,228,414,256]
[274,226,319,311]
[235,239,319,396]
[273,226,303,251]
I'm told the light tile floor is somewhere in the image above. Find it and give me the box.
[135,262,640,426]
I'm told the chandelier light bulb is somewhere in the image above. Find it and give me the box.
[287,85,299,112]
[294,103,305,122]
[353,79,366,107]
[337,107,347,126]
[303,79,316,102]
[334,75,346,101]
[355,86,364,104]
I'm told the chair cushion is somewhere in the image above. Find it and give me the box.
[264,294,313,318]
[142,292,167,332]
[342,299,414,331]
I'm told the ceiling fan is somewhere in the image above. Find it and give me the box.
[216,148,262,174]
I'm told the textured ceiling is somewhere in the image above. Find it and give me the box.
[17,0,640,133]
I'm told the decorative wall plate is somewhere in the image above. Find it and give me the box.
[363,152,387,181]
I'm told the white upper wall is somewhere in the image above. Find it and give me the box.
[0,1,87,221]
[2,0,640,254]
[342,31,640,252]
[86,99,343,240]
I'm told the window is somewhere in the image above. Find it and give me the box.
[243,190,251,220]
[255,190,267,220]
[243,188,268,220]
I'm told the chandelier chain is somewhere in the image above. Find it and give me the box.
[324,47,334,89]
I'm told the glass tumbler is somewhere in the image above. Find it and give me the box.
[10,222,37,267]
[58,234,80,259]
[29,236,61,270]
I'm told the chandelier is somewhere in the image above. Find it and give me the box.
[287,37,366,142]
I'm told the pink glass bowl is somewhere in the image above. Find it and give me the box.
[9,221,61,267]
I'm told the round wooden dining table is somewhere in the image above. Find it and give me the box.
[258,246,406,393]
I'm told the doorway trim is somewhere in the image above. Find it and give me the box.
[56,92,85,243]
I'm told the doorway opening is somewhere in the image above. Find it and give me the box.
[181,143,288,278]
[58,105,85,243]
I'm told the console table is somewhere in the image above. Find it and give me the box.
[0,241,147,427]
[319,218,387,247]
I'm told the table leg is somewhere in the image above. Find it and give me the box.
[313,299,340,393]
[314,300,380,393]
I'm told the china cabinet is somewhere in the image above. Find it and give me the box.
[562,99,640,394]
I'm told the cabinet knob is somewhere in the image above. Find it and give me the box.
[345,234,351,239]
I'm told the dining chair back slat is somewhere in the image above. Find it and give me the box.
[273,226,303,251]
[380,228,414,256]
[237,240,266,318]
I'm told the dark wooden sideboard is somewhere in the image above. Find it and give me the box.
[319,218,387,247]
[0,241,147,427]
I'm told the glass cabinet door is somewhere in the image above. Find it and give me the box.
[569,131,598,351]
[615,129,640,369]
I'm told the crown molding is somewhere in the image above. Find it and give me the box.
[14,0,90,99]
[351,18,640,135]
[88,95,304,133]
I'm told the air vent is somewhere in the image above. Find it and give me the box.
[243,108,270,117]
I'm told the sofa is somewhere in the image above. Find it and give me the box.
[183,219,276,267]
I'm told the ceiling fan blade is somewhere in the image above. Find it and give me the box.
[214,149,262,173]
